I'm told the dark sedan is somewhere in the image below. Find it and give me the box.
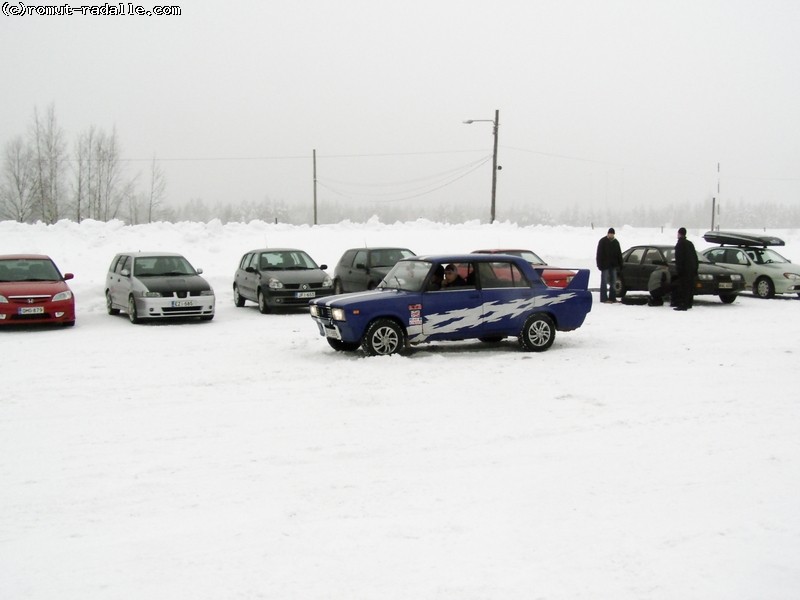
[615,245,744,304]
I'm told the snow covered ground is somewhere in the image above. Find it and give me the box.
[2,219,799,600]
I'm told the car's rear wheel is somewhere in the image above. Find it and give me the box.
[614,279,627,298]
[233,285,245,307]
[127,295,141,324]
[106,291,120,315]
[518,313,555,352]
[719,293,737,304]
[257,289,271,314]
[327,338,360,352]
[362,318,405,356]
[333,279,344,295]
[754,276,775,299]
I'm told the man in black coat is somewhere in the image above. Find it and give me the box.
[673,227,699,311]
[596,227,623,303]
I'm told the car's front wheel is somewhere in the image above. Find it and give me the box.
[754,276,775,299]
[333,279,344,295]
[362,318,405,356]
[233,285,245,307]
[327,338,361,352]
[719,293,737,304]
[257,289,271,314]
[614,279,627,298]
[106,291,120,315]
[127,295,141,324]
[518,313,555,352]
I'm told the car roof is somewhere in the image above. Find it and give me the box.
[245,248,309,253]
[703,230,785,247]
[625,245,673,251]
[344,247,413,251]
[0,254,53,260]
[410,253,529,263]
[471,248,533,253]
[116,252,186,258]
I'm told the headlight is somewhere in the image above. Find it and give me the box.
[331,307,346,321]
[0,294,8,303]
[783,273,800,281]
[730,274,743,281]
[52,290,73,302]
[200,290,214,296]
[268,277,284,289]
[698,273,713,281]
[309,305,320,317]
[142,291,161,297]
[322,276,333,288]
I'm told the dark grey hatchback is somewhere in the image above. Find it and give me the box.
[233,248,334,313]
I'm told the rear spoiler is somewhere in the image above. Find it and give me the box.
[564,269,590,290]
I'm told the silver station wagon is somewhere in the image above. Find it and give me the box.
[105,252,216,323]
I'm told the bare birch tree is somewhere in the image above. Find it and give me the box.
[147,156,167,223]
[0,136,36,222]
[29,104,66,223]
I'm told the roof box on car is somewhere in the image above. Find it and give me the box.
[702,230,785,247]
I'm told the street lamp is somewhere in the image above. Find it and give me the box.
[463,108,500,223]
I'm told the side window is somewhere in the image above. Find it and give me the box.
[478,262,530,288]
[354,250,367,269]
[706,249,725,263]
[240,254,252,270]
[643,248,664,265]
[339,250,356,268]
[117,256,131,274]
[625,248,646,265]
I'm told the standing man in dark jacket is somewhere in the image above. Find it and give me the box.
[673,227,699,311]
[596,227,623,303]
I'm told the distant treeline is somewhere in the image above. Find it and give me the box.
[159,196,800,230]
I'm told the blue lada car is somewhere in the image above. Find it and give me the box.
[309,254,592,355]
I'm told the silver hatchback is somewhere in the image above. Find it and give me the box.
[106,252,215,323]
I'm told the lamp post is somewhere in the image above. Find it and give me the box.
[463,108,500,223]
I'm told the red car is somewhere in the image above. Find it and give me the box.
[471,249,576,288]
[0,254,76,326]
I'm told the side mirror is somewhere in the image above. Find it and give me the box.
[245,266,256,273]
[319,264,328,270]
[196,268,204,274]
[121,269,130,277]
[63,273,74,280]
[356,263,367,270]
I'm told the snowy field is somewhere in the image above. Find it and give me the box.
[1,219,799,600]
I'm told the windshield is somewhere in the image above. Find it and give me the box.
[134,256,197,277]
[257,250,318,270]
[379,260,433,292]
[512,250,546,265]
[370,249,415,267]
[746,248,789,264]
[0,258,61,282]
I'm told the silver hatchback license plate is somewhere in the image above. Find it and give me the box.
[171,300,196,307]
[296,291,316,299]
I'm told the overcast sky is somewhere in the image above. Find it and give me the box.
[2,0,799,222]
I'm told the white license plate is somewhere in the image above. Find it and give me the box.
[325,326,341,340]
[718,282,733,289]
[296,291,316,298]
[171,300,196,307]
[19,306,44,315]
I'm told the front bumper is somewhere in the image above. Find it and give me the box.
[135,296,215,319]
[263,287,334,308]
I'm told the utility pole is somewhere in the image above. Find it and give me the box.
[464,109,500,223]
[313,149,318,225]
